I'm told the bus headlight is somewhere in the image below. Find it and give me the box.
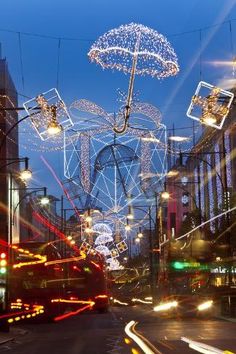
[197,300,213,311]
[153,301,178,312]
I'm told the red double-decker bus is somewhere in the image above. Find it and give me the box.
[65,252,109,313]
[10,242,109,320]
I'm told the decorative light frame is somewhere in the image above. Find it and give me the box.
[23,88,73,141]
[186,81,234,130]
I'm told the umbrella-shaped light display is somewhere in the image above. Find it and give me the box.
[88,23,179,134]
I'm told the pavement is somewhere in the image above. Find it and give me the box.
[0,327,28,345]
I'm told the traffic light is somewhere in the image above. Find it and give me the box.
[0,252,7,276]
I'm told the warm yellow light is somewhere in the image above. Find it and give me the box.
[197,300,213,311]
[0,260,7,266]
[137,232,143,238]
[67,235,72,241]
[141,136,160,143]
[20,168,32,181]
[85,227,92,233]
[161,191,170,200]
[40,196,50,205]
[201,115,217,125]
[153,301,178,312]
[135,238,140,243]
[168,136,190,142]
[85,216,92,222]
[125,225,131,231]
[167,170,179,177]
[127,213,134,220]
[47,120,62,135]
[70,240,75,245]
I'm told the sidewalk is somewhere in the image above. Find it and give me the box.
[215,315,236,323]
[0,327,28,345]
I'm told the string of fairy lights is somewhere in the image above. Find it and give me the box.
[88,23,179,78]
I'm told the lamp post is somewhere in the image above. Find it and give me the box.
[0,157,32,181]
[179,149,233,284]
[128,204,158,302]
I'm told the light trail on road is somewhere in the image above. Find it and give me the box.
[54,303,94,322]
[181,337,234,354]
[125,320,162,354]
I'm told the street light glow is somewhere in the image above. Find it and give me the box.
[168,136,190,142]
[40,196,50,205]
[161,191,170,200]
[47,119,62,136]
[20,168,32,181]
[200,114,217,125]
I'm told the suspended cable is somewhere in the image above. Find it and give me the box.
[18,32,25,91]
[56,38,61,90]
[0,18,235,43]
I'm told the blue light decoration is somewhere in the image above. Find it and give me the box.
[207,154,215,232]
[224,130,232,188]
[215,143,223,210]
[194,167,199,208]
[199,161,205,215]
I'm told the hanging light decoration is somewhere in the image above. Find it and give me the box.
[186,81,234,130]
[23,88,73,141]
[88,23,179,134]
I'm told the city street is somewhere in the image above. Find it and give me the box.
[1,305,236,354]
[1,2,236,353]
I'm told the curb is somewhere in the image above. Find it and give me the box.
[0,336,14,345]
[215,315,236,323]
[0,328,28,346]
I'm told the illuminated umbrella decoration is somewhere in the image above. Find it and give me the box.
[88,22,179,134]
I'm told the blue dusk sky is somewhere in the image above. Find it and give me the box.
[0,0,236,204]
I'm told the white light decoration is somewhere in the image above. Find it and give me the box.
[107,258,121,271]
[64,99,167,220]
[23,88,73,141]
[88,23,178,133]
[181,176,188,185]
[88,23,179,78]
[181,194,189,205]
[95,234,113,245]
[95,245,111,257]
[93,223,113,237]
[186,81,234,130]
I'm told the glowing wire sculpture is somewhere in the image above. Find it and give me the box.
[88,23,179,134]
[186,81,234,130]
[64,99,167,220]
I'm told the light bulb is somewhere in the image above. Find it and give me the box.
[161,191,170,200]
[20,168,32,181]
[47,120,62,135]
[40,196,50,205]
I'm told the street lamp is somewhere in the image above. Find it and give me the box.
[0,88,73,151]
[137,227,143,238]
[0,157,32,182]
[161,183,170,200]
[11,187,49,226]
[127,205,134,220]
